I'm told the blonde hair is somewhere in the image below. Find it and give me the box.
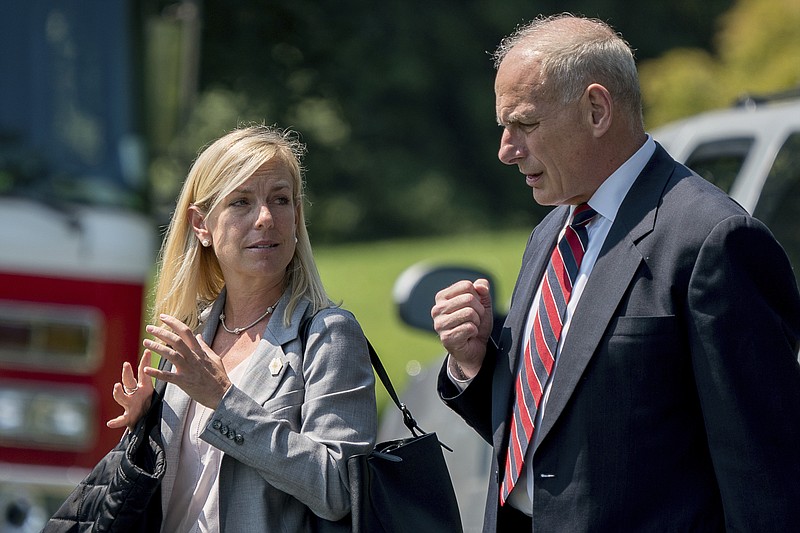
[152,125,330,329]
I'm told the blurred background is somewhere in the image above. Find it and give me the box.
[146,0,797,241]
[0,0,798,530]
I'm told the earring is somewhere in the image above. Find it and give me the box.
[294,236,298,244]
[202,239,210,247]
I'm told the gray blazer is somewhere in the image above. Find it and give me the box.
[159,290,377,531]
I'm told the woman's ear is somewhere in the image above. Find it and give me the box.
[188,205,211,246]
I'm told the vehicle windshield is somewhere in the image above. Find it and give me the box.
[0,0,146,211]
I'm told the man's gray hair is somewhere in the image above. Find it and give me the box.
[493,14,643,126]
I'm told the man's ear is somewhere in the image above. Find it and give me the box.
[188,205,210,245]
[585,83,613,137]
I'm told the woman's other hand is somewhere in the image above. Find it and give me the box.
[107,349,155,431]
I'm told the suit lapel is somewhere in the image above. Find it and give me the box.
[236,295,310,404]
[532,145,676,451]
[492,207,567,452]
[505,208,568,376]
[532,220,644,449]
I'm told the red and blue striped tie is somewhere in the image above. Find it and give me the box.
[500,203,597,505]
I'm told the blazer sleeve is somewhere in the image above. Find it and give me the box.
[687,214,800,529]
[201,308,378,521]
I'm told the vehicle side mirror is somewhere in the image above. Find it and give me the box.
[392,263,497,334]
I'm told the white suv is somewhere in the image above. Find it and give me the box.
[653,90,800,282]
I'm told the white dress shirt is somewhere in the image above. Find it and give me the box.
[162,356,252,533]
[449,135,656,515]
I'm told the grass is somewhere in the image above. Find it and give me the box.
[140,228,532,412]
[313,228,531,411]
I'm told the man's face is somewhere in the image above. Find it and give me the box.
[495,49,595,206]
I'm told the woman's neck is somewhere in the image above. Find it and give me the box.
[222,279,284,325]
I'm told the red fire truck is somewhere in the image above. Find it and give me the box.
[0,1,156,529]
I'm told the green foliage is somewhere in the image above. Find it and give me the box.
[717,0,800,91]
[640,0,800,128]
[144,0,733,242]
[640,49,725,128]
[313,227,532,411]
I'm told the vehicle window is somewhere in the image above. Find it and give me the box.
[753,132,800,286]
[0,1,145,210]
[684,137,754,193]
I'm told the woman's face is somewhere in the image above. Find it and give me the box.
[193,159,299,290]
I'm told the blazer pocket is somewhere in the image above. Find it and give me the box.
[606,315,678,337]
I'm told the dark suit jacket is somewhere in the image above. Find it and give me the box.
[439,144,800,532]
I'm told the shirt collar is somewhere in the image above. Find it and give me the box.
[583,134,656,223]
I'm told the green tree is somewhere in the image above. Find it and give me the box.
[640,0,800,128]
[147,0,736,242]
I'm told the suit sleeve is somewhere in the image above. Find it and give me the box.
[437,226,543,447]
[201,309,378,521]
[687,214,800,529]
[437,344,497,445]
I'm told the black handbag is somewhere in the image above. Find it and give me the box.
[44,371,167,533]
[348,342,463,533]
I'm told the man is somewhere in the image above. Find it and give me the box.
[432,14,800,532]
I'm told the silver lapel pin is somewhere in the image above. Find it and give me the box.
[268,357,283,376]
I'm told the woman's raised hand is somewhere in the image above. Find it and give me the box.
[107,349,155,431]
[142,314,231,410]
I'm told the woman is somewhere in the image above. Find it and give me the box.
[107,125,377,531]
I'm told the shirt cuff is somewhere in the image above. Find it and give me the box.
[446,355,474,392]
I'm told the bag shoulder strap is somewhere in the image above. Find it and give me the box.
[299,310,448,446]
[366,339,452,450]
[154,355,169,395]
[143,354,169,417]
[363,340,423,437]
[299,311,435,440]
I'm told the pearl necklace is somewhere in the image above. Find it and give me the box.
[220,302,278,335]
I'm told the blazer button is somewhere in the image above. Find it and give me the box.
[212,419,222,430]
[235,434,244,445]
[220,425,229,436]
[227,430,236,440]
